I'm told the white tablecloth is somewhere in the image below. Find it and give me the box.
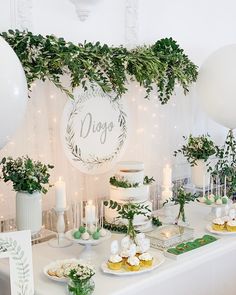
[1,203,236,295]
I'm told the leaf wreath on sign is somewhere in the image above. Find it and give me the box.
[65,87,127,170]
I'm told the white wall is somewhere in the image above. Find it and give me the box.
[0,0,232,218]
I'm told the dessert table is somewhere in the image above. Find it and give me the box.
[1,203,236,295]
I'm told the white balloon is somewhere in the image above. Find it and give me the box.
[196,44,236,129]
[0,37,28,149]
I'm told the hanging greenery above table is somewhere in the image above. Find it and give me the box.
[0,29,198,104]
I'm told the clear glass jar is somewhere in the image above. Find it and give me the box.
[68,278,95,295]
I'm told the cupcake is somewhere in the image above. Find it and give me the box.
[139,252,153,267]
[120,249,129,265]
[107,254,123,270]
[222,215,230,226]
[226,220,236,232]
[125,256,140,271]
[212,218,225,231]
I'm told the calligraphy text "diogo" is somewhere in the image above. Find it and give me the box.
[80,112,114,144]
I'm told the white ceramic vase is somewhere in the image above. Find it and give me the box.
[16,191,42,235]
[191,160,210,188]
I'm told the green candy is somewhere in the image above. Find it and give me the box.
[222,197,228,204]
[73,231,81,239]
[205,199,213,205]
[79,226,86,233]
[92,231,100,240]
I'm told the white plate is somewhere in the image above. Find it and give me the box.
[206,224,236,235]
[43,258,80,283]
[65,229,111,245]
[101,253,165,276]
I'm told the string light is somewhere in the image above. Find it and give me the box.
[152,113,157,118]
[136,128,144,134]
[37,109,42,114]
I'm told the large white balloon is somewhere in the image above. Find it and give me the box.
[196,44,236,129]
[0,37,28,149]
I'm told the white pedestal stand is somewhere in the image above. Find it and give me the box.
[48,207,72,248]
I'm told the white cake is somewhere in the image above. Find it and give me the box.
[105,161,152,231]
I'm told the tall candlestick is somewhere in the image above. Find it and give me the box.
[55,177,67,210]
[85,200,96,225]
[163,164,172,187]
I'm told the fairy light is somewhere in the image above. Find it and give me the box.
[152,113,157,118]
[136,128,144,134]
[131,98,136,102]
[138,105,143,110]
[37,109,42,114]
[53,117,57,123]
[143,107,148,111]
[154,124,159,128]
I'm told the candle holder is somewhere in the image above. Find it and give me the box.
[48,207,73,248]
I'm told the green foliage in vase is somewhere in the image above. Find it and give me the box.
[165,187,196,222]
[67,263,95,295]
[0,30,198,104]
[104,200,151,240]
[210,130,236,197]
[174,134,217,166]
[0,156,54,194]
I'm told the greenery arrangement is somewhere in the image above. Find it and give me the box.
[174,134,217,166]
[165,187,196,223]
[66,263,95,295]
[110,175,155,188]
[210,130,236,197]
[0,30,198,104]
[0,156,54,194]
[103,200,151,241]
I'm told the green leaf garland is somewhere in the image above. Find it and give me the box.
[0,30,198,104]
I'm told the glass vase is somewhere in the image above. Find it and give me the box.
[127,219,136,242]
[68,279,95,295]
[176,204,189,226]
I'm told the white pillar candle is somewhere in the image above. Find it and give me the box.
[85,200,96,225]
[55,177,67,210]
[163,164,172,187]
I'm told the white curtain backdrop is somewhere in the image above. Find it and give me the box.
[0,78,227,219]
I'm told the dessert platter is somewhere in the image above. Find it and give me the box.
[65,225,111,245]
[197,194,230,207]
[165,235,218,259]
[101,233,165,276]
[44,259,80,283]
[206,216,236,235]
[101,252,165,276]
